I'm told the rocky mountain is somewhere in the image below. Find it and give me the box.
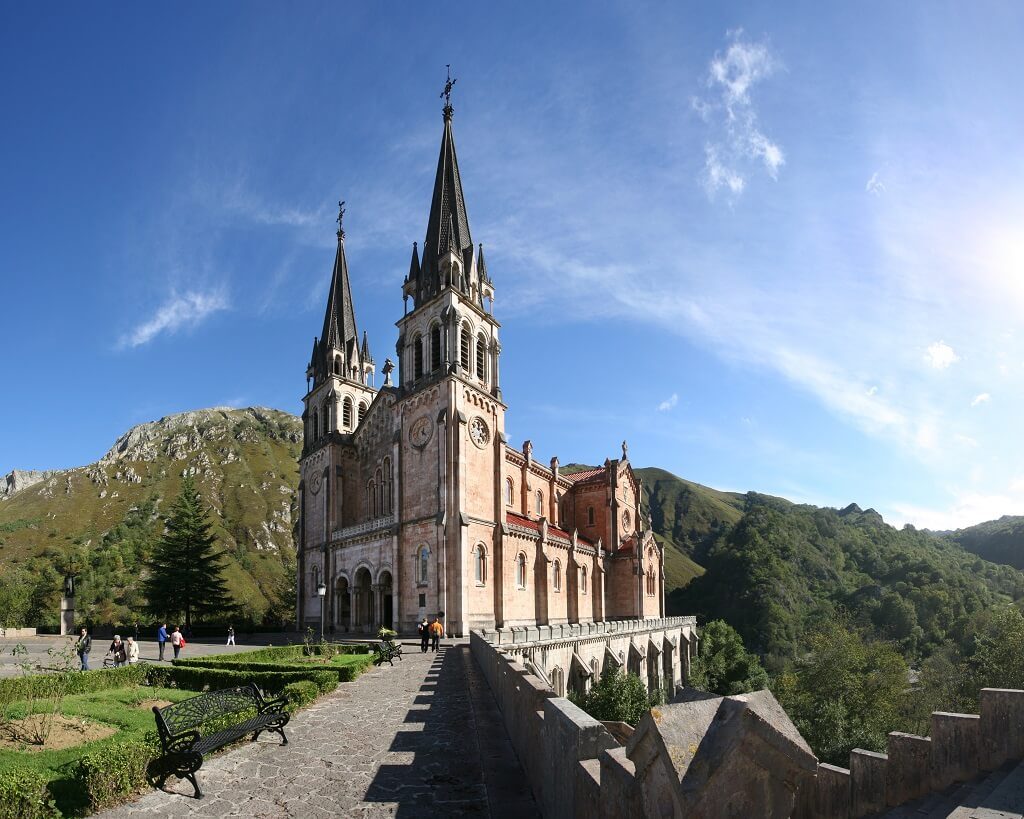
[0,407,301,626]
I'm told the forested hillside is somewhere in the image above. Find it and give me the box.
[0,407,301,628]
[948,515,1024,570]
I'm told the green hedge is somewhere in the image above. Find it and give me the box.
[177,643,371,665]
[0,767,59,819]
[280,680,319,712]
[171,656,373,683]
[0,665,147,701]
[73,739,158,812]
[147,664,338,694]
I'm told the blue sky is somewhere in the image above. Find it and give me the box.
[2,3,1024,530]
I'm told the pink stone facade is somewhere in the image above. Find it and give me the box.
[296,105,664,636]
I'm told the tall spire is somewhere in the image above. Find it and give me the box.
[312,200,362,385]
[418,70,473,298]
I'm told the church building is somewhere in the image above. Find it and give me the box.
[297,96,664,636]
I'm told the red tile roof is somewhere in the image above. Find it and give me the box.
[505,512,595,547]
[563,467,605,484]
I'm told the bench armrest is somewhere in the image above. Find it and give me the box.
[163,729,201,754]
[258,695,288,714]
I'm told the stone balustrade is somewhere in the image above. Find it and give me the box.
[331,513,394,541]
[479,615,696,649]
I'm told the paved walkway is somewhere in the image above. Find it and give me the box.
[102,642,538,818]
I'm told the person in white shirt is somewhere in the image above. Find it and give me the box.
[126,636,140,664]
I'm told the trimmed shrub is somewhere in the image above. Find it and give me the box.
[149,664,338,695]
[176,643,370,665]
[0,665,147,701]
[0,767,59,819]
[280,680,319,712]
[74,739,158,812]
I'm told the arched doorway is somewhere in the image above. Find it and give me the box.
[354,567,373,633]
[335,576,351,632]
[379,570,393,630]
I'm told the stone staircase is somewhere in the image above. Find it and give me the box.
[877,758,1024,818]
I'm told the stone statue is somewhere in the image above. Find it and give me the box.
[63,575,75,598]
[622,440,628,460]
[382,358,394,386]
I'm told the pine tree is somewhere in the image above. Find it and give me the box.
[144,475,232,628]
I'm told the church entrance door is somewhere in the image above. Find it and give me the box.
[379,570,394,630]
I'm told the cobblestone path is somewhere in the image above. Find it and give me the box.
[102,642,538,818]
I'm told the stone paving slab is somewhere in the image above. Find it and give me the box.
[101,641,538,817]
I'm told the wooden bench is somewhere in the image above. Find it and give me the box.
[152,684,289,798]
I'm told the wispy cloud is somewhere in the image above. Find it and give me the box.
[971,392,991,406]
[695,31,784,197]
[118,290,228,349]
[657,393,679,412]
[925,340,960,370]
[866,172,885,195]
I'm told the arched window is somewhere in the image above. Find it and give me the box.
[418,546,429,584]
[333,355,341,376]
[587,506,595,526]
[367,480,376,518]
[324,401,332,433]
[476,333,487,380]
[581,565,588,594]
[506,477,514,506]
[383,459,392,515]
[430,324,442,372]
[474,544,487,585]
[310,564,320,598]
[375,468,383,517]
[553,559,561,592]
[312,409,319,440]
[460,323,470,370]
[536,490,543,515]
[342,397,353,429]
[414,335,424,379]
[516,553,527,589]
[358,402,367,424]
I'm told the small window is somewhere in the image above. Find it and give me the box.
[430,324,442,372]
[358,402,367,424]
[506,477,514,506]
[418,546,429,584]
[333,356,341,376]
[310,564,320,598]
[367,480,376,517]
[418,593,426,608]
[383,459,392,515]
[516,553,527,589]
[476,333,487,380]
[581,565,588,594]
[414,335,424,379]
[342,397,353,429]
[553,559,561,592]
[536,490,543,515]
[587,506,595,526]
[460,324,471,370]
[312,409,319,440]
[474,544,487,585]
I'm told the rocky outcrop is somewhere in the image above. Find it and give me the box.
[1,469,57,500]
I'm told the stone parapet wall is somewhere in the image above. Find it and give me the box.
[479,615,695,648]
[794,688,1024,819]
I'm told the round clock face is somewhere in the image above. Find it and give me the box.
[469,416,490,448]
[409,416,432,448]
[621,509,632,532]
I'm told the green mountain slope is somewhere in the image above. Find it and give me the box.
[948,515,1024,570]
[0,407,301,627]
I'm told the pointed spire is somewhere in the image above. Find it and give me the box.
[419,94,473,297]
[361,330,373,364]
[313,204,365,385]
[476,244,489,283]
[408,242,420,281]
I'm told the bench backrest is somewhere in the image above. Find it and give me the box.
[156,685,261,737]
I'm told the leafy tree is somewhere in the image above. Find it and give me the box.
[0,571,32,628]
[144,476,232,628]
[569,667,662,726]
[774,620,908,764]
[688,619,768,695]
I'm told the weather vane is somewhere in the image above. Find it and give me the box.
[440,64,457,112]
[336,199,345,238]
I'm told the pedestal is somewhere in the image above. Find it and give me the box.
[60,595,75,635]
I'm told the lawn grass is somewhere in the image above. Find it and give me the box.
[0,686,190,815]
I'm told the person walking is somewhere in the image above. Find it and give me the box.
[226,625,235,646]
[170,625,183,659]
[76,627,92,671]
[126,636,139,664]
[157,623,168,661]
[418,618,430,653]
[108,635,127,668]
[430,617,443,652]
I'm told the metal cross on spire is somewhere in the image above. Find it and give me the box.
[440,65,457,118]
[336,199,346,238]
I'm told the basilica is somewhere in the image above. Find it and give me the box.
[296,97,664,636]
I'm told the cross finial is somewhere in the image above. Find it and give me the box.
[440,64,457,119]
[336,200,346,238]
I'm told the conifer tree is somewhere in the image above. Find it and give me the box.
[144,475,232,628]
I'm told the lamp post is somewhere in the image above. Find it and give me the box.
[317,582,327,642]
